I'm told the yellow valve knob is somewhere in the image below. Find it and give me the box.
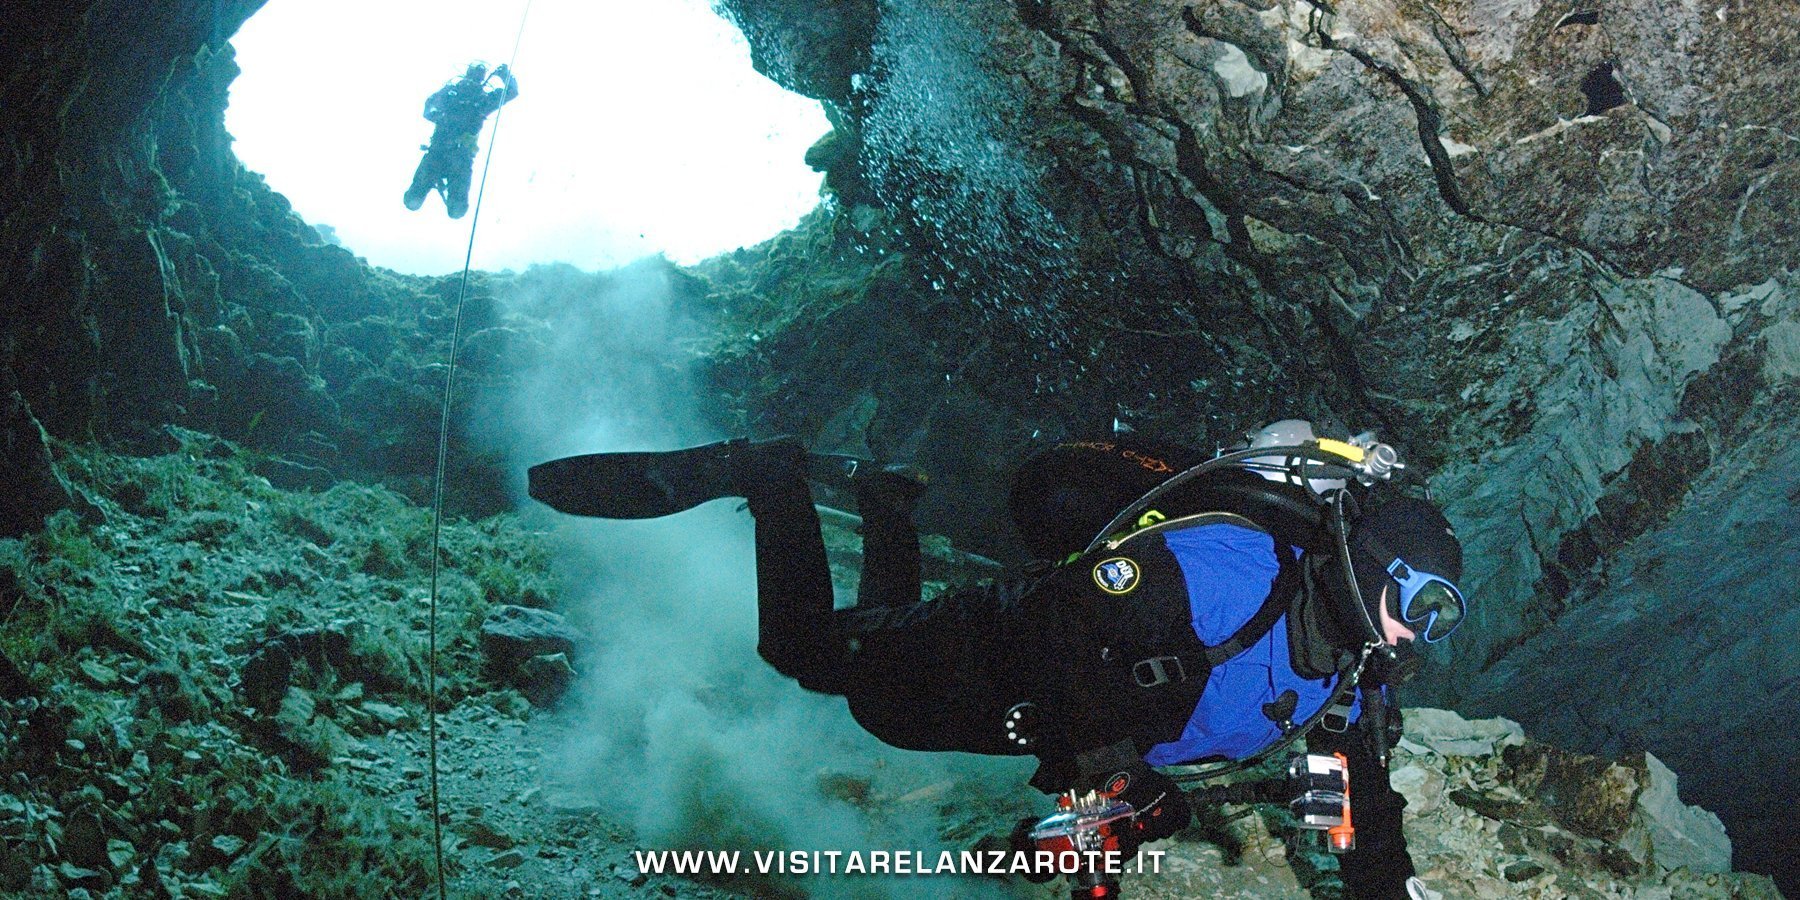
[1314,438,1366,463]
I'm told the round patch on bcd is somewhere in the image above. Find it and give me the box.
[1092,557,1141,595]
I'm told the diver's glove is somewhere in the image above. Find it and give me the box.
[1074,741,1192,849]
[1117,765,1191,848]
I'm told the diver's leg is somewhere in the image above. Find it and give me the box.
[738,444,845,689]
[836,582,1029,755]
[523,439,849,690]
[403,153,435,210]
[1310,724,1416,895]
[852,467,927,609]
[444,155,473,219]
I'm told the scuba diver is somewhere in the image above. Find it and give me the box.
[527,420,1465,899]
[403,62,519,219]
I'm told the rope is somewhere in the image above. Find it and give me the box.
[424,3,534,897]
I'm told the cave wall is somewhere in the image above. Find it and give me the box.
[0,0,523,523]
[715,0,1800,884]
[4,0,260,436]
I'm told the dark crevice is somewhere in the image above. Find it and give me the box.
[1314,30,1627,275]
[1320,36,1477,219]
[1556,10,1602,28]
[1412,0,1488,97]
[1018,1,1448,431]
[1243,164,1390,281]
[1580,61,1627,116]
[1481,505,1552,672]
[1005,1,1298,404]
[1064,3,1360,417]
[1165,122,1392,430]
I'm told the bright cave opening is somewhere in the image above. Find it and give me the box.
[225,0,829,276]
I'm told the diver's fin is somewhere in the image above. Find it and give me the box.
[527,438,805,519]
[527,445,734,519]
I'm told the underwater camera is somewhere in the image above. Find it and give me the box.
[1288,752,1355,853]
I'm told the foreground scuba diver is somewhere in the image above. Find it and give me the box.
[402,62,519,218]
[527,421,1465,899]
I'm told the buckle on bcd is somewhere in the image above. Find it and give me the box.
[1321,698,1355,733]
[1133,656,1186,688]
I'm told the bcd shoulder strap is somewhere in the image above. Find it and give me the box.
[1109,512,1305,689]
[1043,514,1311,760]
[1130,540,1301,687]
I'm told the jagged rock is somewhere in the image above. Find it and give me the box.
[458,326,529,374]
[1631,752,1732,875]
[265,313,316,367]
[138,660,205,723]
[0,391,73,538]
[153,842,189,878]
[0,653,32,702]
[1398,707,1524,758]
[1385,708,1770,897]
[267,685,354,770]
[76,660,120,689]
[250,455,334,492]
[233,353,340,443]
[326,319,397,364]
[458,820,517,851]
[479,606,583,691]
[610,863,649,887]
[515,652,576,708]
[1506,742,1647,842]
[359,701,410,728]
[59,811,110,871]
[1502,860,1545,883]
[714,0,878,100]
[239,623,357,712]
[208,835,244,859]
[317,345,369,393]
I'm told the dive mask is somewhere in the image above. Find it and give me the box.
[1385,557,1464,643]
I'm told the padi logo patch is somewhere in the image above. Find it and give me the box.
[1093,557,1141,595]
[1104,772,1131,797]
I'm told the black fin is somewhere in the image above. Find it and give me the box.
[527,445,733,519]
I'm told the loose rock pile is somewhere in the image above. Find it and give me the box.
[1122,708,1779,899]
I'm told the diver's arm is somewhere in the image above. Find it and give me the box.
[1309,722,1416,899]
[491,65,519,106]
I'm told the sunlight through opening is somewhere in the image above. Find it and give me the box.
[227,0,829,275]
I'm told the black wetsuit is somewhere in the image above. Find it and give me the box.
[743,438,1419,898]
[404,70,518,218]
